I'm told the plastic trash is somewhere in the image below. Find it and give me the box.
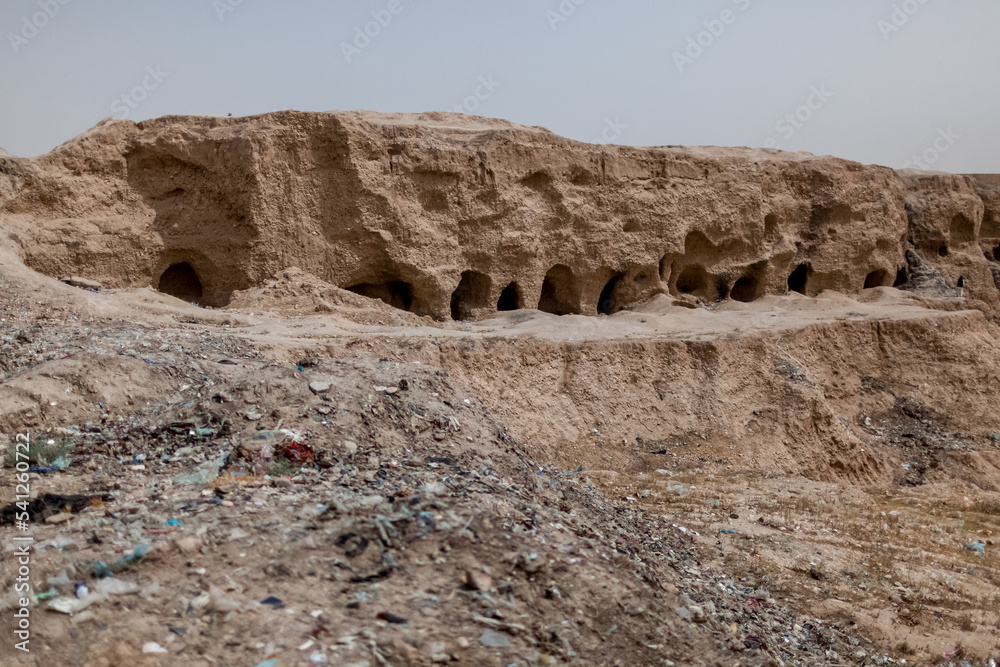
[35,588,58,600]
[142,642,168,654]
[30,456,71,473]
[173,452,227,485]
[94,579,140,596]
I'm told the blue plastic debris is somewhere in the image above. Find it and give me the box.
[30,456,71,474]
[965,541,986,556]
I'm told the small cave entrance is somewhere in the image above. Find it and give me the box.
[347,281,414,312]
[716,280,731,301]
[537,265,581,316]
[787,263,812,295]
[597,272,626,316]
[893,266,909,287]
[450,270,491,321]
[158,262,203,303]
[675,265,709,297]
[993,244,1000,262]
[731,275,760,303]
[497,282,522,311]
[864,269,891,289]
[938,246,949,257]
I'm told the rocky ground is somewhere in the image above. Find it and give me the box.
[0,262,998,666]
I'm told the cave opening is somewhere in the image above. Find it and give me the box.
[731,275,760,303]
[347,281,414,312]
[497,282,522,311]
[675,265,708,296]
[864,269,891,289]
[787,263,811,295]
[893,266,908,287]
[537,265,581,315]
[598,272,626,315]
[158,262,203,303]
[450,270,492,320]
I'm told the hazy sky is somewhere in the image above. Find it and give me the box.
[1,1,996,173]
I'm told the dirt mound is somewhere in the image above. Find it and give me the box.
[0,304,892,666]
[227,267,435,327]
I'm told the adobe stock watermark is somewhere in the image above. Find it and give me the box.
[7,0,72,55]
[11,432,34,653]
[591,117,628,145]
[877,0,933,41]
[546,0,588,31]
[111,66,169,120]
[213,0,245,22]
[673,0,752,73]
[763,85,833,150]
[340,0,415,64]
[451,76,502,114]
[900,127,960,170]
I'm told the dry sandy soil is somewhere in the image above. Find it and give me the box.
[0,252,998,667]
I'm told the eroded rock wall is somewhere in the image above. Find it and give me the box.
[0,111,997,315]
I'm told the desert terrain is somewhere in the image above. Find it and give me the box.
[1,111,999,666]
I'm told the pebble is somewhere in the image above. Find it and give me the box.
[309,381,332,395]
[142,642,168,654]
[479,629,511,648]
[377,611,407,624]
[463,570,493,592]
[175,537,202,555]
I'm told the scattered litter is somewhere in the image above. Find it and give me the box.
[278,440,314,465]
[965,541,986,556]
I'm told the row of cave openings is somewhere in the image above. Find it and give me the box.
[345,261,906,322]
[654,261,903,305]
[345,269,572,321]
[154,259,910,319]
